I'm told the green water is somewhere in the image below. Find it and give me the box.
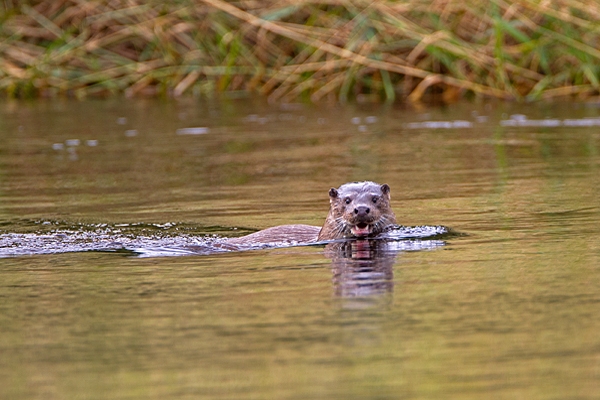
[0,98,599,399]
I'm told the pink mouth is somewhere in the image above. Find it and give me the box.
[350,223,371,237]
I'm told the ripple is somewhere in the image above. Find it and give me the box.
[382,225,450,239]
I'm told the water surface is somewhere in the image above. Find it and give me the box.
[0,98,599,399]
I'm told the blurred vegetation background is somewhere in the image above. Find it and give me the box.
[1,0,600,102]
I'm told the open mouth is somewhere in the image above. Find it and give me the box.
[351,223,371,237]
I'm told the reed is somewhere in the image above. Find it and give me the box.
[1,0,600,102]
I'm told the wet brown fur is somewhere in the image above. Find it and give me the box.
[226,181,397,247]
[226,224,320,247]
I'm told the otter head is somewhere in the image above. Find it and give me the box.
[321,181,397,240]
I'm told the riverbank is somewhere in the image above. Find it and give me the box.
[1,0,599,102]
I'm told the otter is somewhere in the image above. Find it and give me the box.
[225,181,397,247]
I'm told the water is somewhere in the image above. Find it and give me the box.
[1,98,599,399]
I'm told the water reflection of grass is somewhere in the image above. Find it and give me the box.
[1,1,600,102]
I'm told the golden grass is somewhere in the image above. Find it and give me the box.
[1,0,600,102]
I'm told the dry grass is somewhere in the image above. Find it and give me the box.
[1,0,600,102]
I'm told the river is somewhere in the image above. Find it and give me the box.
[0,98,599,399]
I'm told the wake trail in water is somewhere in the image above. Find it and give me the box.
[0,221,451,258]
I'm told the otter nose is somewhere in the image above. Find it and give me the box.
[354,206,370,217]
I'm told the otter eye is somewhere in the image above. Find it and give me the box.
[372,196,379,203]
[344,197,351,205]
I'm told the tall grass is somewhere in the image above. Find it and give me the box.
[1,0,600,102]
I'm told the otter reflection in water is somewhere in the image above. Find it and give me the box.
[327,238,446,300]
[328,239,397,299]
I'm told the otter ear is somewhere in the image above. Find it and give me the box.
[329,188,339,198]
[381,184,391,196]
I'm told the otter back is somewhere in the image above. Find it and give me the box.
[226,224,320,248]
